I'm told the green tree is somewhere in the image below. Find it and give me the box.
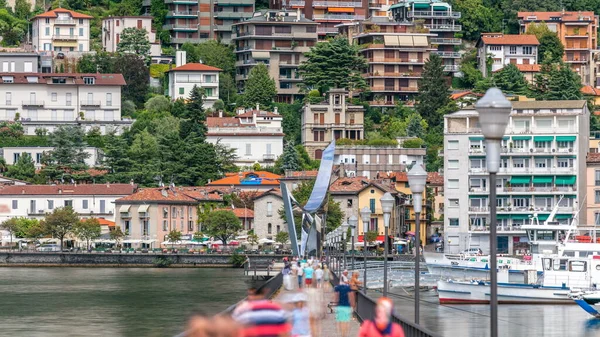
[110,227,125,248]
[14,0,31,20]
[275,231,289,245]
[406,113,427,138]
[182,85,208,140]
[277,101,303,144]
[365,230,378,246]
[5,152,36,182]
[42,126,90,181]
[402,138,425,148]
[415,54,451,128]
[0,9,28,46]
[453,0,502,41]
[128,129,160,186]
[0,218,20,248]
[74,218,102,250]
[538,33,565,64]
[114,54,149,107]
[42,207,79,251]
[204,210,242,246]
[457,49,485,88]
[181,41,236,77]
[214,139,238,174]
[299,37,367,92]
[493,64,530,95]
[219,73,238,108]
[242,63,277,108]
[166,229,182,250]
[280,142,300,172]
[525,22,552,40]
[103,131,133,183]
[26,220,48,241]
[247,230,259,247]
[117,27,151,63]
[533,62,582,100]
[144,95,172,114]
[12,217,39,238]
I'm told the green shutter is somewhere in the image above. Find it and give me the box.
[555,176,576,185]
[536,214,550,221]
[533,136,554,142]
[533,176,553,184]
[556,136,576,142]
[370,199,375,214]
[510,176,531,184]
[512,136,532,140]
[555,214,573,220]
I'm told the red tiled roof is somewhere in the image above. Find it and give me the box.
[168,63,222,72]
[518,11,596,22]
[116,188,197,203]
[206,117,245,128]
[427,172,444,185]
[0,184,135,195]
[329,177,370,193]
[582,85,600,96]
[450,91,481,100]
[481,34,539,46]
[216,207,254,218]
[208,171,281,186]
[0,73,126,86]
[34,8,93,19]
[284,171,319,178]
[588,153,600,163]
[81,218,116,227]
[515,64,541,72]
[255,188,282,199]
[177,187,224,201]
[235,110,281,118]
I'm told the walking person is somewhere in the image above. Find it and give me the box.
[297,262,305,289]
[334,280,352,337]
[314,265,324,289]
[357,297,405,337]
[232,287,291,337]
[305,286,325,337]
[304,263,314,288]
[349,271,363,310]
[290,293,311,337]
[323,264,331,289]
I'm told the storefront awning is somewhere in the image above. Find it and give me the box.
[413,3,429,9]
[512,136,531,140]
[555,176,576,185]
[412,35,428,47]
[533,136,554,142]
[138,204,150,213]
[469,195,487,198]
[533,176,553,184]
[510,176,530,184]
[511,214,530,220]
[496,214,510,219]
[469,137,484,141]
[252,51,270,59]
[556,136,576,142]
[564,195,577,198]
[536,214,550,221]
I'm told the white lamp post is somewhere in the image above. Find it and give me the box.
[475,87,511,337]
[360,206,371,293]
[408,164,427,324]
[341,222,349,271]
[380,192,395,297]
[348,215,358,271]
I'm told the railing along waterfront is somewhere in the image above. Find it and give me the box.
[222,272,283,314]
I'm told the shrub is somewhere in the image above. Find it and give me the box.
[230,252,246,268]
[153,257,173,268]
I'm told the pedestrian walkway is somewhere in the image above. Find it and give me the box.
[273,285,360,337]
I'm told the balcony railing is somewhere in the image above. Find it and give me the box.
[317,27,338,33]
[430,38,462,45]
[22,101,44,107]
[424,24,461,31]
[364,72,422,78]
[286,0,305,5]
[167,10,198,17]
[313,14,365,20]
[217,0,254,5]
[163,24,199,31]
[431,51,461,58]
[370,86,419,92]
[313,1,362,7]
[54,19,76,25]
[443,65,460,71]
[80,100,101,107]
[52,35,78,41]
[408,11,461,18]
[470,226,524,233]
[171,37,206,44]
[263,154,276,161]
[368,57,424,63]
[214,11,253,18]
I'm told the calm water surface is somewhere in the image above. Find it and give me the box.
[0,268,248,337]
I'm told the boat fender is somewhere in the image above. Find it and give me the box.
[562,283,567,289]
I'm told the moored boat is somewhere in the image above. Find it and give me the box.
[569,290,600,317]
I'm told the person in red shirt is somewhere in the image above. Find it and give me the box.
[357,297,405,337]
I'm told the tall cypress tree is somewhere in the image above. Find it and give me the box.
[415,54,450,128]
[281,142,300,172]
[181,85,208,141]
[243,63,277,108]
[493,64,530,96]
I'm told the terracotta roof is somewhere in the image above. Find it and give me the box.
[208,171,281,186]
[81,218,116,227]
[329,177,370,193]
[34,8,93,19]
[582,85,600,96]
[235,110,281,118]
[216,207,254,218]
[177,187,224,201]
[255,188,282,199]
[168,63,222,72]
[383,172,443,185]
[0,73,126,86]
[0,184,135,195]
[116,187,197,203]
[588,153,600,163]
[518,11,596,22]
[284,171,319,178]
[180,186,234,194]
[206,117,245,128]
[515,64,541,72]
[481,34,539,46]
[450,91,481,100]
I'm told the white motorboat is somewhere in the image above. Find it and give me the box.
[569,289,600,317]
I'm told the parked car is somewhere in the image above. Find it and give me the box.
[430,234,441,243]
[56,52,65,59]
[37,244,60,252]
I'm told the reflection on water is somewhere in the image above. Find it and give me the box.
[0,268,248,337]
[387,290,600,337]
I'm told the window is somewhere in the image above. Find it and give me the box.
[116,20,120,26]
[106,93,112,106]
[45,27,50,36]
[13,153,20,163]
[180,207,184,219]
[11,200,18,209]
[489,46,501,51]
[268,223,272,234]
[205,75,214,83]
[45,18,49,24]
[82,200,88,209]
[5,92,11,105]
[509,46,517,54]
[448,140,459,150]
[172,207,177,218]
[48,200,54,209]
[523,46,533,55]
[55,27,60,35]
[596,191,600,204]
[83,77,95,85]
[267,202,272,216]
[448,199,459,207]
[369,198,376,213]
[179,88,184,95]
[347,199,353,207]
[66,93,72,106]
[596,212,600,226]
[449,218,459,226]
[277,225,281,234]
[65,200,73,207]
[124,220,131,233]
[51,92,57,102]
[24,62,33,72]
[245,143,251,155]
[163,207,168,218]
[596,170,600,186]
[79,19,83,24]
[79,28,84,36]
[448,160,459,169]
[205,88,213,97]
[557,141,573,149]
[536,119,552,128]
[163,220,168,231]
[306,26,317,33]
[30,200,36,213]
[188,221,194,231]
[448,179,459,188]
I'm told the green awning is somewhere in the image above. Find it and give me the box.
[503,136,509,140]
[413,3,430,9]
[388,3,404,10]
[536,156,553,159]
[564,195,577,198]
[555,176,576,185]
[533,176,553,184]
[555,214,573,220]
[558,155,577,159]
[512,195,532,199]
[534,136,554,142]
[510,176,531,184]
[469,137,484,141]
[469,195,487,199]
[556,136,576,142]
[512,136,532,140]
[496,214,510,219]
[537,214,550,221]
[511,214,530,220]
[433,3,450,10]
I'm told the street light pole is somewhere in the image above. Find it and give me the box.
[476,88,512,337]
[380,192,395,297]
[408,165,427,325]
[360,206,371,294]
[349,215,358,271]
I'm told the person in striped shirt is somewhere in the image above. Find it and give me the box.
[232,287,291,337]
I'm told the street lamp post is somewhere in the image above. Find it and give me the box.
[349,215,358,271]
[476,88,512,337]
[360,206,371,293]
[380,192,395,297]
[341,222,348,271]
[335,228,342,275]
[408,164,427,325]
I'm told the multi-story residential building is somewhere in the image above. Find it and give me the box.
[208,171,282,191]
[476,33,539,77]
[0,73,132,135]
[518,11,598,85]
[232,10,318,103]
[206,105,283,167]
[444,100,589,255]
[0,50,40,73]
[253,188,285,240]
[115,187,199,249]
[301,89,365,159]
[337,18,435,107]
[389,0,462,75]
[0,183,136,222]
[278,170,319,193]
[101,16,162,57]
[167,51,221,107]
[587,153,600,226]
[1,147,101,169]
[214,0,255,43]
[32,8,92,52]
[334,145,426,179]
[161,0,204,48]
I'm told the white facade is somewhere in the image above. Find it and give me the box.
[2,147,101,168]
[167,51,220,108]
[443,101,589,255]
[101,16,161,57]
[477,34,539,77]
[32,9,92,52]
[0,73,132,135]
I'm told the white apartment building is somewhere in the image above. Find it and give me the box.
[334,146,426,179]
[0,184,137,222]
[477,33,539,77]
[206,106,284,167]
[167,51,221,108]
[2,147,101,169]
[32,8,92,52]
[0,73,132,135]
[443,100,589,255]
[101,16,162,57]
[0,50,40,73]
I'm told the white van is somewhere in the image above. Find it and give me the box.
[37,244,60,252]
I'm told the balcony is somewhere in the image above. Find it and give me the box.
[217,0,254,5]
[22,101,44,107]
[364,72,422,78]
[430,38,462,45]
[162,24,198,31]
[279,75,302,81]
[214,11,253,19]
[286,0,305,5]
[470,226,525,233]
[214,24,233,31]
[171,37,206,44]
[279,60,299,67]
[370,86,419,92]
[313,14,365,20]
[52,35,78,41]
[424,24,461,31]
[164,0,198,3]
[408,11,461,19]
[317,27,338,34]
[263,154,276,161]
[368,57,424,64]
[54,19,76,25]
[443,65,460,72]
[431,51,461,58]
[166,10,198,18]
[80,100,101,107]
[313,1,363,7]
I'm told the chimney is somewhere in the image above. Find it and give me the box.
[130,179,134,186]
[237,107,245,115]
[256,103,260,111]
[106,182,110,188]
[274,106,278,114]
[219,110,223,118]
[176,50,187,67]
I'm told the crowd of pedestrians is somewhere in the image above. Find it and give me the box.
[182,256,405,337]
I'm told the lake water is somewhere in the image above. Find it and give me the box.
[0,268,248,337]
